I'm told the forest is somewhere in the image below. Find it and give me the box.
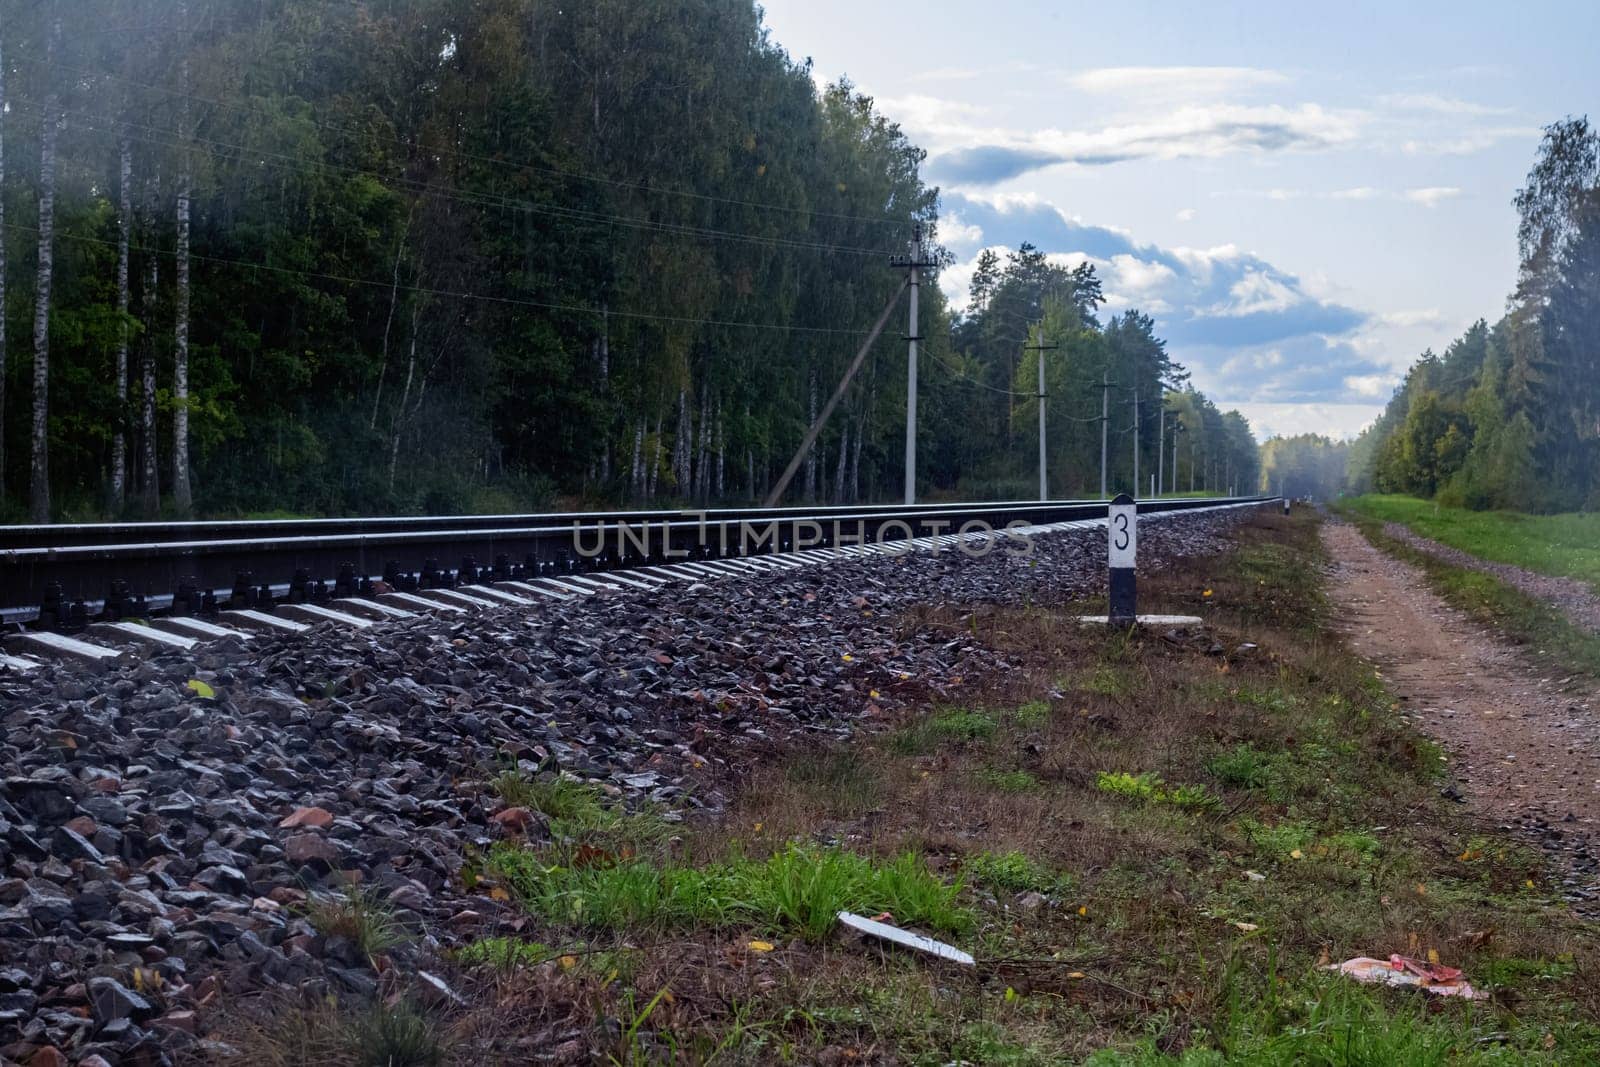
[1347,117,1600,512]
[0,0,1257,522]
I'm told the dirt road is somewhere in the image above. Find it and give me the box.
[1323,520,1600,901]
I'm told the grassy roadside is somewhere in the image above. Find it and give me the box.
[1345,494,1600,593]
[238,510,1600,1065]
[1337,502,1600,682]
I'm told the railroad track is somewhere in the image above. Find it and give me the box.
[0,496,1268,654]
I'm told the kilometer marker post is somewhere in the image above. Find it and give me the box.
[1108,493,1137,625]
[1077,492,1201,629]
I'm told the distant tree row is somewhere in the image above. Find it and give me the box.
[0,0,1254,520]
[1348,117,1600,512]
[1259,434,1349,501]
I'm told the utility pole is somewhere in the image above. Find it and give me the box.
[891,225,936,505]
[1156,399,1166,498]
[1098,371,1112,498]
[1171,420,1184,495]
[1024,339,1058,501]
[1130,385,1140,500]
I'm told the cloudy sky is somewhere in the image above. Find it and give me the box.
[760,0,1600,440]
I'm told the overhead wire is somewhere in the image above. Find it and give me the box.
[32,50,917,233]
[7,94,897,261]
[0,220,882,337]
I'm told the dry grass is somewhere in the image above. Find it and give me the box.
[230,511,1600,1063]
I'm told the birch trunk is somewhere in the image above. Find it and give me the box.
[833,426,849,503]
[0,29,8,498]
[803,369,817,500]
[110,130,131,511]
[672,389,690,493]
[139,181,161,517]
[28,15,63,523]
[629,420,643,498]
[171,38,193,516]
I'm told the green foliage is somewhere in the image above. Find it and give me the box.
[454,937,552,971]
[303,885,403,958]
[1096,771,1219,811]
[965,850,1061,895]
[1207,744,1275,790]
[488,841,969,941]
[975,768,1041,793]
[348,1003,444,1067]
[1351,120,1600,512]
[0,0,1257,516]
[890,708,998,754]
[1347,494,1600,593]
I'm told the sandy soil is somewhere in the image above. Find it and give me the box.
[1323,520,1600,904]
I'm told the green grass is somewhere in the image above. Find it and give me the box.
[1347,493,1600,593]
[964,850,1064,895]
[487,841,970,941]
[783,750,884,814]
[889,707,998,754]
[303,885,404,959]
[1097,770,1220,812]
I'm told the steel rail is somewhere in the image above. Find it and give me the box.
[1,496,1268,627]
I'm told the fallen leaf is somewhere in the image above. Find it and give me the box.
[489,886,510,902]
[1289,849,1304,860]
[1234,921,1259,932]
[559,955,578,969]
[186,679,216,699]
[747,940,775,953]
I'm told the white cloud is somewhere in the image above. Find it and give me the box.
[1330,186,1381,200]
[1379,308,1444,328]
[940,213,984,248]
[1378,92,1512,116]
[1233,402,1387,441]
[1343,373,1398,397]
[1176,208,1196,222]
[1403,186,1462,207]
[1107,253,1177,295]
[1213,271,1301,316]
[1067,66,1288,96]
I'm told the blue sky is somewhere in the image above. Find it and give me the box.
[760,0,1600,439]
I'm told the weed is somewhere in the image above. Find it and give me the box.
[783,749,882,814]
[348,1002,444,1067]
[890,707,997,754]
[455,936,551,971]
[304,884,402,958]
[1096,771,1218,811]
[1207,743,1274,790]
[966,850,1061,895]
[1010,699,1051,727]
[976,768,1041,793]
[490,842,969,940]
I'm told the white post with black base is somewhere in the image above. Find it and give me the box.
[1078,494,1203,628]
[1108,493,1137,625]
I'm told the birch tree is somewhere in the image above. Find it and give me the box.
[111,130,132,511]
[171,35,194,517]
[28,14,63,523]
[0,29,8,500]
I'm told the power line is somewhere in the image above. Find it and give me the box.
[0,220,884,337]
[32,51,916,233]
[9,95,897,262]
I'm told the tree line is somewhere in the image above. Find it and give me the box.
[1348,117,1600,512]
[0,0,1256,522]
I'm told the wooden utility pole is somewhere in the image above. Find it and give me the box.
[892,226,935,504]
[1024,339,1058,501]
